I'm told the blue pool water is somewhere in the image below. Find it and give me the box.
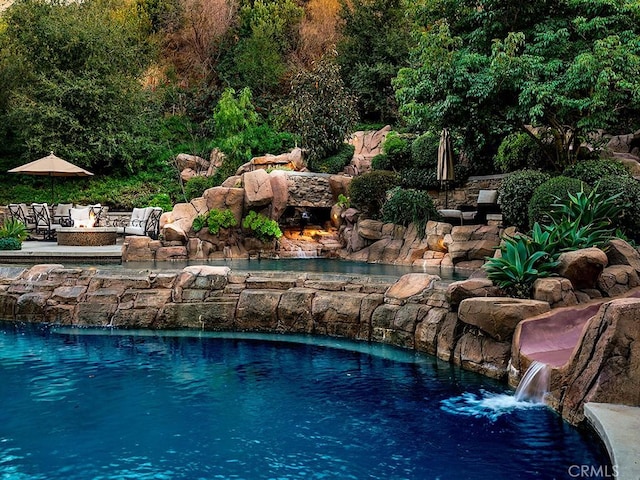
[0,324,609,480]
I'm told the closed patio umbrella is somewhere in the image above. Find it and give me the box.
[8,152,93,204]
[437,128,455,208]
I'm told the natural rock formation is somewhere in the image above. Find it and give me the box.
[455,297,550,379]
[557,247,609,289]
[556,297,640,424]
[345,126,391,175]
[532,277,578,308]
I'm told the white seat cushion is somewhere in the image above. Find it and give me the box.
[477,190,498,204]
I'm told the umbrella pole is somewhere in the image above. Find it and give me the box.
[50,175,55,204]
[445,181,449,208]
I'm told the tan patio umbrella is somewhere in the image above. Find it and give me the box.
[437,128,455,208]
[8,152,93,204]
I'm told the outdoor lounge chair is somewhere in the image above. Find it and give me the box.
[53,203,73,226]
[117,207,163,239]
[474,189,500,225]
[8,203,37,234]
[69,207,91,227]
[31,203,59,240]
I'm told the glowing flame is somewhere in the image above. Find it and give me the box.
[77,211,96,228]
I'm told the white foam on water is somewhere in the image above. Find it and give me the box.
[440,390,545,421]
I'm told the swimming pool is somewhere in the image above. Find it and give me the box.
[0,323,609,479]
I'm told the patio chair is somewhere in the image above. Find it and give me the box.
[117,207,163,239]
[53,203,73,226]
[31,203,59,240]
[8,203,37,234]
[474,189,500,224]
[69,207,91,227]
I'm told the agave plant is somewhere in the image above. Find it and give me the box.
[549,187,624,229]
[0,218,28,242]
[484,235,559,298]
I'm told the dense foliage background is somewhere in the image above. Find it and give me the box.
[1,0,640,209]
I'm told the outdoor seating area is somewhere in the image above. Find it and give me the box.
[6,203,162,241]
[437,189,501,226]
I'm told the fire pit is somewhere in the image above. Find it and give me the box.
[57,227,118,246]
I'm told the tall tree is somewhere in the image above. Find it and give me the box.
[280,54,358,162]
[337,0,410,123]
[0,0,155,173]
[395,0,640,170]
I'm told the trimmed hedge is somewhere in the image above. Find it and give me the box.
[308,143,355,174]
[382,187,438,237]
[562,159,630,186]
[499,170,551,231]
[349,170,400,218]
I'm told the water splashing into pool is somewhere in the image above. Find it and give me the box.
[514,360,550,403]
[441,361,550,421]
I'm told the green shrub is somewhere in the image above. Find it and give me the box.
[528,176,589,227]
[0,237,22,250]
[371,153,391,171]
[193,209,238,235]
[145,193,172,212]
[242,210,282,242]
[494,132,547,173]
[499,170,551,231]
[382,187,438,237]
[0,218,28,242]
[348,170,400,218]
[410,131,439,168]
[400,167,439,190]
[184,176,219,201]
[596,175,640,241]
[192,214,206,233]
[337,194,350,208]
[483,234,558,298]
[381,131,413,171]
[308,143,355,174]
[562,159,630,186]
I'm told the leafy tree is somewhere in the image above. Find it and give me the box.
[279,54,358,163]
[0,0,156,173]
[337,0,410,123]
[395,0,640,171]
[220,0,303,95]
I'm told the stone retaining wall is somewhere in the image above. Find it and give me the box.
[0,265,537,381]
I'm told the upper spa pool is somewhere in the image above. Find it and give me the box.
[0,323,609,479]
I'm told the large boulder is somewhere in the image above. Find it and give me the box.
[385,273,439,304]
[358,219,385,240]
[176,153,209,172]
[328,175,352,200]
[268,170,289,221]
[243,169,274,208]
[557,247,608,289]
[458,297,550,342]
[165,202,198,234]
[446,278,502,306]
[203,187,245,225]
[557,298,640,424]
[606,237,640,272]
[532,277,578,308]
[162,223,188,243]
